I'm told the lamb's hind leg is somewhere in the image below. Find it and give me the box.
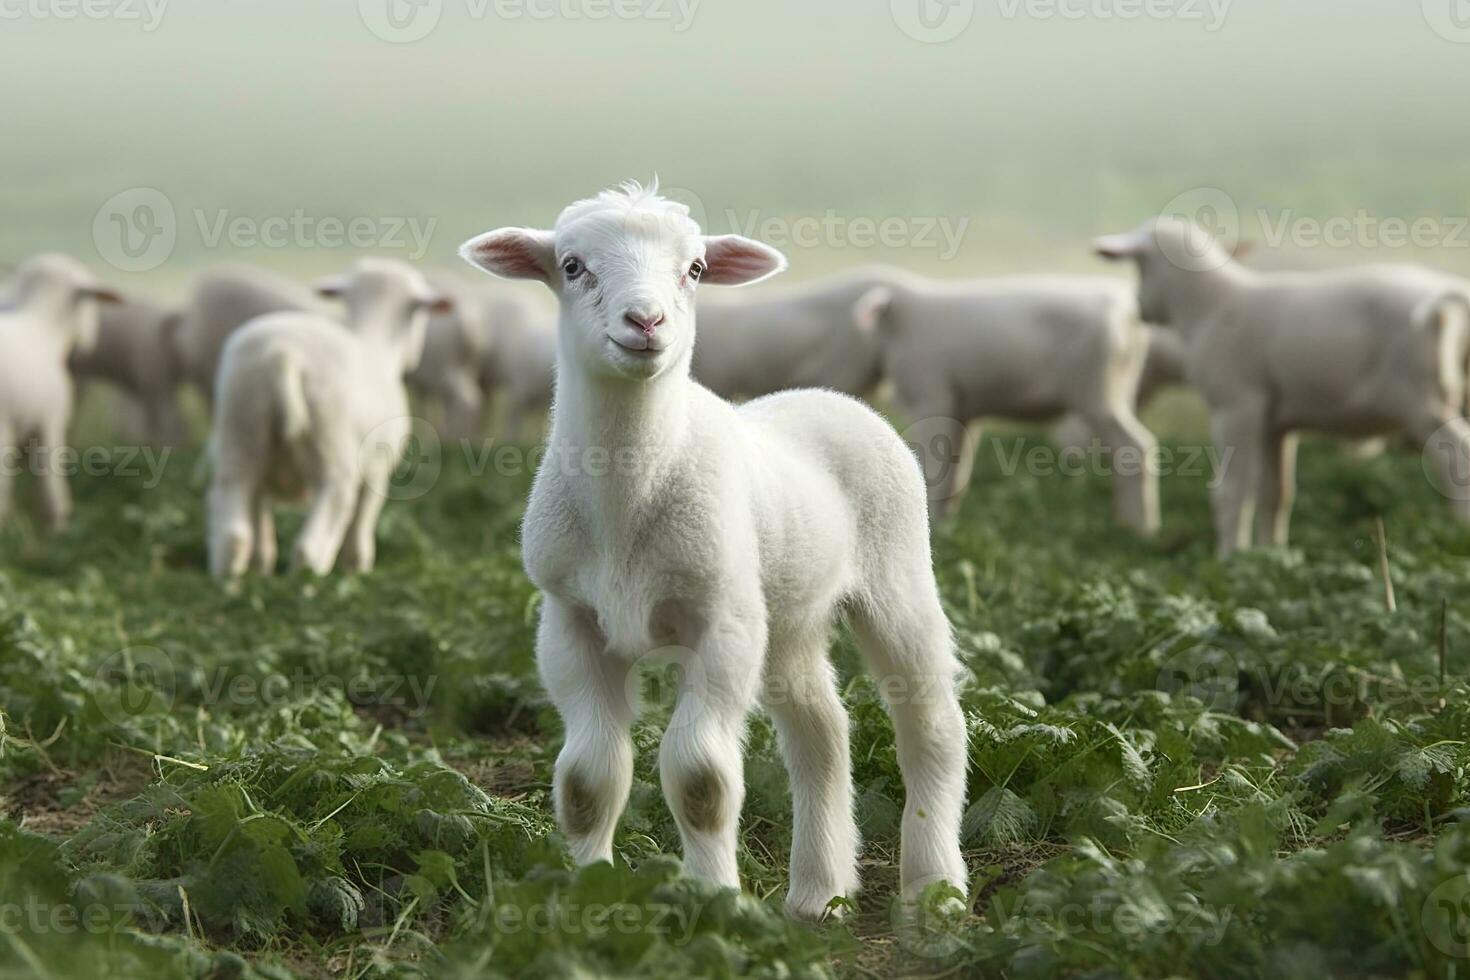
[540,598,636,866]
[1086,405,1161,535]
[762,620,859,920]
[850,586,967,904]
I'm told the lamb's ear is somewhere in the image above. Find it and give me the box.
[701,235,788,287]
[460,228,556,283]
[420,294,455,315]
[315,274,350,299]
[1093,234,1142,261]
[84,286,122,305]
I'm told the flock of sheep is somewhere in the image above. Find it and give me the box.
[3,180,1469,918]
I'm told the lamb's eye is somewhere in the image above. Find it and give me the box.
[688,260,706,283]
[562,257,585,280]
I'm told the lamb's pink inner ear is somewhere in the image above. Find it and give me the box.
[460,229,555,283]
[701,235,788,287]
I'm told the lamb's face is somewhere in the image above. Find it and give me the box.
[552,200,707,380]
[1095,218,1233,326]
[11,253,121,353]
[315,259,451,374]
[460,181,788,383]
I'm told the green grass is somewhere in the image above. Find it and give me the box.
[2,418,1470,979]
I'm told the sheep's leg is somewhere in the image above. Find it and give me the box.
[291,476,360,575]
[33,425,72,532]
[1088,407,1161,535]
[252,497,277,575]
[341,471,389,574]
[661,617,764,890]
[442,374,485,444]
[1253,430,1299,547]
[539,598,635,866]
[1209,404,1268,557]
[762,621,859,920]
[208,480,255,579]
[850,593,968,904]
[1414,413,1470,523]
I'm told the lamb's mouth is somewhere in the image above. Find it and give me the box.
[608,335,665,357]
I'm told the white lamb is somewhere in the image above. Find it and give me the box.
[460,182,968,919]
[857,273,1161,532]
[207,259,449,579]
[174,264,324,409]
[411,278,556,443]
[70,293,187,444]
[0,254,120,529]
[1096,217,1470,554]
[692,268,889,400]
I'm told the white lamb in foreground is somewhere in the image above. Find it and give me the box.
[0,254,120,529]
[1096,217,1470,555]
[857,273,1161,532]
[460,182,968,919]
[208,259,449,579]
[692,268,889,400]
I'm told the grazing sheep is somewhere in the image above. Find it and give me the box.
[411,279,555,443]
[692,268,889,400]
[460,182,968,920]
[1096,217,1470,554]
[858,273,1161,532]
[174,265,323,408]
[0,254,120,529]
[207,259,449,579]
[69,294,187,444]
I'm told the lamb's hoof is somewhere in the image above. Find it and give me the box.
[784,890,852,923]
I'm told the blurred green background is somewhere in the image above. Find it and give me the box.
[4,0,1470,291]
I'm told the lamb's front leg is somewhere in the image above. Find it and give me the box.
[1209,402,1268,557]
[34,423,73,531]
[763,623,859,920]
[539,599,636,866]
[660,616,764,890]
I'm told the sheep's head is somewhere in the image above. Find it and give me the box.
[1094,217,1238,325]
[9,253,121,354]
[460,180,787,381]
[315,258,452,375]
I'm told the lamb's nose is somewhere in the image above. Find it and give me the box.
[624,309,665,336]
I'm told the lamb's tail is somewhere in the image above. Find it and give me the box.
[268,344,312,444]
[853,285,896,335]
[1414,290,1470,416]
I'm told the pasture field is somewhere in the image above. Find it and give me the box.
[2,410,1469,979]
